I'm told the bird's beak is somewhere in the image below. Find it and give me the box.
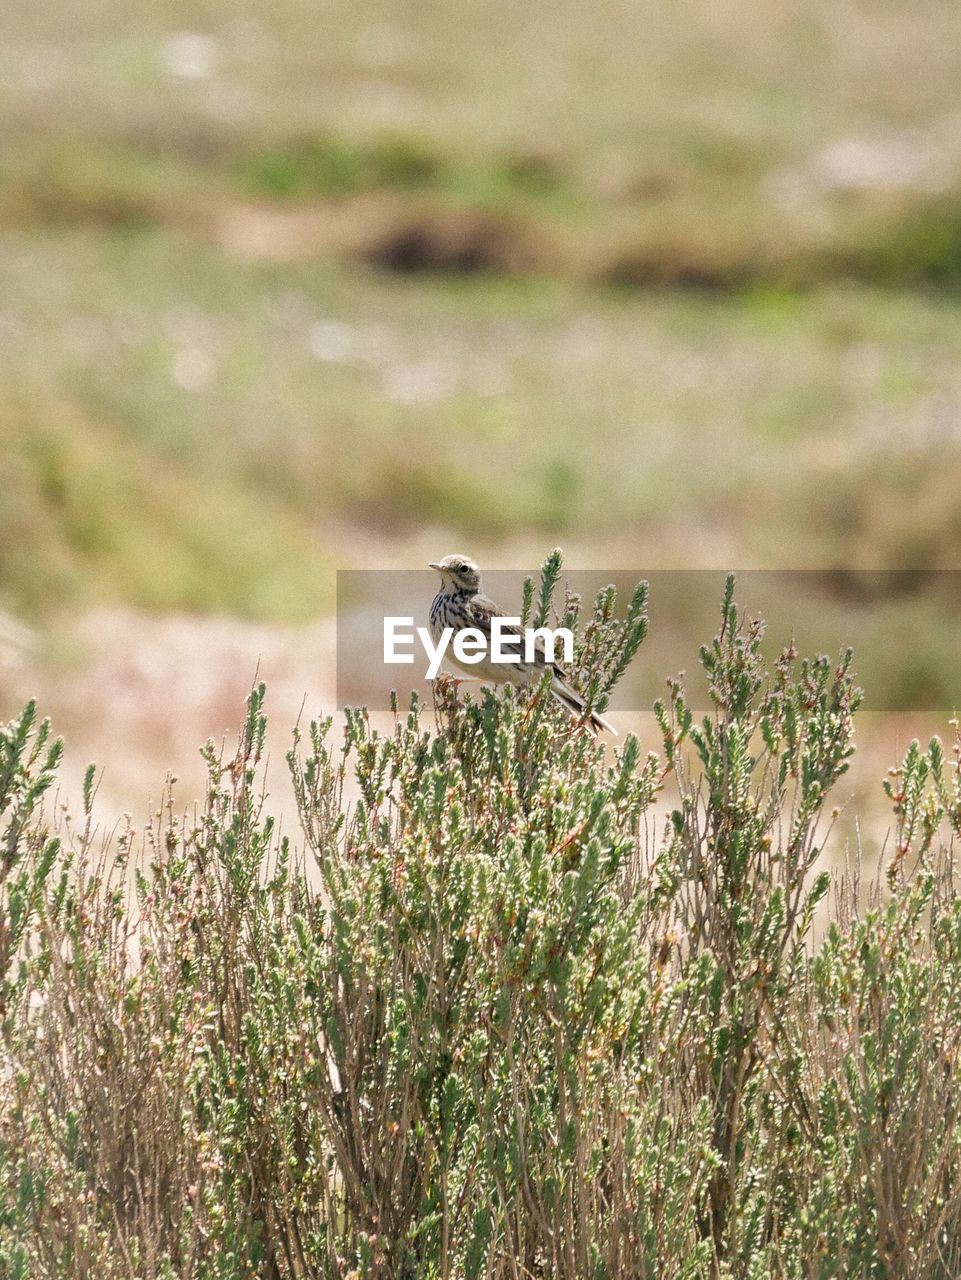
[428,562,441,571]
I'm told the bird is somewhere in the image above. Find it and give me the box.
[428,553,615,734]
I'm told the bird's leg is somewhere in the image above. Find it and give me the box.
[433,673,482,699]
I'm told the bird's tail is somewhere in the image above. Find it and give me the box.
[549,675,617,735]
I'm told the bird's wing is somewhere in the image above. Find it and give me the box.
[464,593,559,674]
[465,591,613,731]
[463,592,514,639]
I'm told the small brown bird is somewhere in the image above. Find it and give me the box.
[428,554,615,734]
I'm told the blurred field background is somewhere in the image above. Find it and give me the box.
[2,0,961,832]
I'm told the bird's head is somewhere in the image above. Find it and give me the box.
[428,554,481,593]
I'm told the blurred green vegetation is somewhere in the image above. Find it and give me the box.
[3,229,959,565]
[6,125,961,288]
[0,376,332,619]
[1,0,960,660]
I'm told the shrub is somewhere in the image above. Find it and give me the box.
[2,564,961,1278]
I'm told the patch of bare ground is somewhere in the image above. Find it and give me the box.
[4,609,338,833]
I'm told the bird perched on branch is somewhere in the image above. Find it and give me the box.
[428,553,615,734]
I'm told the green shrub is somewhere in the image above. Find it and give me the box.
[3,563,961,1277]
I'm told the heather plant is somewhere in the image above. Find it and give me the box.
[2,565,961,1278]
[657,576,862,1273]
[792,729,961,1280]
